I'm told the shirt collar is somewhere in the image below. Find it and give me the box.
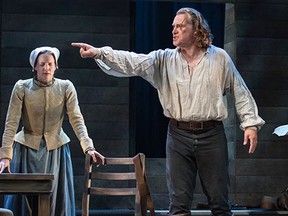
[33,77,55,87]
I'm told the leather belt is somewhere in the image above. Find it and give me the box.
[170,119,221,131]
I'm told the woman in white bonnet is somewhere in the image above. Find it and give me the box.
[0,46,105,216]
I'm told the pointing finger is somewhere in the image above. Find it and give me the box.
[71,42,86,49]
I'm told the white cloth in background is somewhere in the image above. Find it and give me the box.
[273,124,288,136]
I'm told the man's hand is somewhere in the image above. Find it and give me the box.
[243,128,258,154]
[0,159,11,173]
[71,42,100,59]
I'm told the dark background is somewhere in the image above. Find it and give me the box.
[1,0,288,211]
[131,1,225,157]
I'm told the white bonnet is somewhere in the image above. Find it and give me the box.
[29,46,60,69]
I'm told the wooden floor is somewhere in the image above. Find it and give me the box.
[76,209,288,215]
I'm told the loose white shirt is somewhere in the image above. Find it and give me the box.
[95,45,265,130]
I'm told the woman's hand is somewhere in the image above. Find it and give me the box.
[0,159,11,173]
[87,150,106,166]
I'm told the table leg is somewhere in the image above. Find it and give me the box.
[38,194,50,216]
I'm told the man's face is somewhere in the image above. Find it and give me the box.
[172,13,194,48]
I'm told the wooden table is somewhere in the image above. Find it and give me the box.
[0,173,54,216]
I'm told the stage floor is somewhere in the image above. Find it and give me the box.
[76,209,288,215]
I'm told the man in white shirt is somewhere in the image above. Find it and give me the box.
[72,7,265,216]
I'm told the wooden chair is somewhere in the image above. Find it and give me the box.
[82,153,155,216]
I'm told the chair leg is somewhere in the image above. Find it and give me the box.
[82,193,89,216]
[135,190,142,216]
[140,195,148,216]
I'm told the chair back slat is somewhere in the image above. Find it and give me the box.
[90,187,137,196]
[91,172,136,180]
[105,157,134,165]
[82,153,155,216]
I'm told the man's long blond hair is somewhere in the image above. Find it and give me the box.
[177,7,213,49]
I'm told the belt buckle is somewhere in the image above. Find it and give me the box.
[190,121,204,130]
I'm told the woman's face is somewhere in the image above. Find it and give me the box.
[34,53,56,84]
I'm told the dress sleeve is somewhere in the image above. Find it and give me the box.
[65,80,94,153]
